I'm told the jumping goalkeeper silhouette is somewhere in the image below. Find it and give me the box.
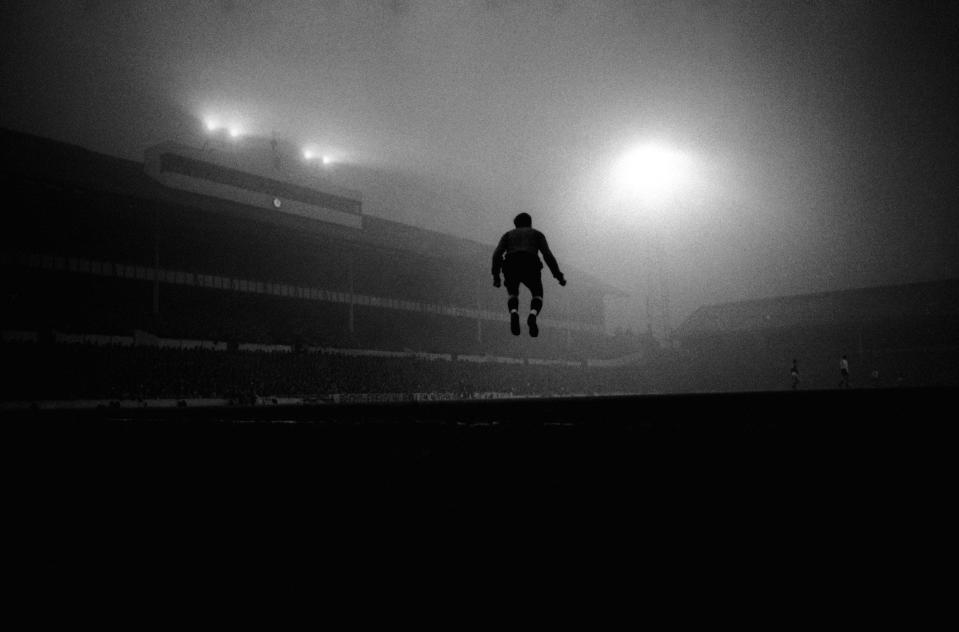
[491,213,566,337]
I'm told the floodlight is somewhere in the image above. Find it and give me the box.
[228,127,242,139]
[321,155,333,165]
[303,149,314,160]
[612,143,692,204]
[204,118,219,132]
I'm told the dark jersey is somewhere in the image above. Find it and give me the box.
[491,227,563,279]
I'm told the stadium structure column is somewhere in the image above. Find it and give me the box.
[475,283,483,344]
[656,233,671,344]
[152,205,160,316]
[646,295,654,338]
[347,252,355,334]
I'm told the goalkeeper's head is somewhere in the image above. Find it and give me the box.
[513,213,532,228]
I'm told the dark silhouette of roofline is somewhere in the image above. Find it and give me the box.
[676,278,959,337]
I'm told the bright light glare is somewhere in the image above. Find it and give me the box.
[612,143,692,204]
[228,127,242,139]
[204,119,219,132]
[302,149,333,164]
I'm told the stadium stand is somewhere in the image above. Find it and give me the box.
[1,128,659,406]
[0,338,655,405]
[6,127,953,404]
[0,129,641,350]
[674,281,959,391]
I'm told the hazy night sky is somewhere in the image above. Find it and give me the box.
[2,0,957,333]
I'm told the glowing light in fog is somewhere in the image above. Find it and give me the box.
[612,143,693,205]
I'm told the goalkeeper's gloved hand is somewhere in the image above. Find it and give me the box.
[557,274,567,287]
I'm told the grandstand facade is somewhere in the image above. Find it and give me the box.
[673,281,959,391]
[0,128,642,364]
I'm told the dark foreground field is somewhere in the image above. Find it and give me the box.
[7,388,955,601]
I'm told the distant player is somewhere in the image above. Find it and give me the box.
[839,354,850,388]
[790,359,800,390]
[491,213,566,337]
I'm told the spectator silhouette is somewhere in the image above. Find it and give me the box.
[839,354,850,388]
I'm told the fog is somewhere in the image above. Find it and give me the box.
[2,0,957,335]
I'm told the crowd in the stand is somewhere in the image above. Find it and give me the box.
[0,343,653,403]
[7,274,648,362]
[3,331,954,404]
